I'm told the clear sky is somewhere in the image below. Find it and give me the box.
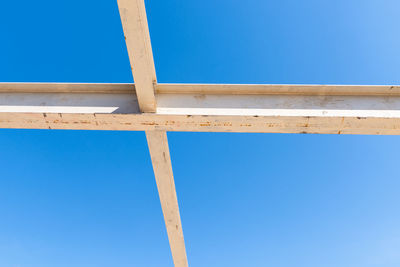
[1,0,400,266]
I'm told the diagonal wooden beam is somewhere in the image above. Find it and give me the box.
[117,0,157,112]
[146,131,188,267]
[116,1,189,266]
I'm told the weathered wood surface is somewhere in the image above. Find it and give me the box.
[1,84,400,134]
[117,1,189,266]
[1,112,399,135]
[117,0,157,112]
[2,83,400,96]
[156,83,400,96]
[146,131,188,267]
[0,83,134,94]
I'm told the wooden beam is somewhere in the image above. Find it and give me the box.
[1,112,400,135]
[155,93,400,117]
[2,83,400,134]
[0,82,134,94]
[116,2,189,266]
[146,131,188,267]
[0,93,138,114]
[2,82,399,96]
[156,83,400,96]
[117,0,157,112]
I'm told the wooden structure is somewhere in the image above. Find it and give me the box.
[2,1,400,266]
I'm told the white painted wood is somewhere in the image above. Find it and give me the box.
[146,131,188,267]
[117,0,157,112]
[156,93,400,118]
[4,92,400,118]
[0,92,139,113]
[3,83,400,117]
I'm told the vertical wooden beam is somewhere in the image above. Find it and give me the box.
[146,131,188,267]
[117,0,157,112]
[117,1,188,265]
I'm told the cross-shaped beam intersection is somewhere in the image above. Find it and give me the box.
[2,1,400,266]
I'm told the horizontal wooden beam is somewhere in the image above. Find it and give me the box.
[155,84,400,96]
[0,83,134,94]
[1,83,400,134]
[0,91,139,114]
[2,83,400,96]
[1,113,400,135]
[155,93,400,118]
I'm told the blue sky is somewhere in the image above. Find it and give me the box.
[1,0,400,266]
